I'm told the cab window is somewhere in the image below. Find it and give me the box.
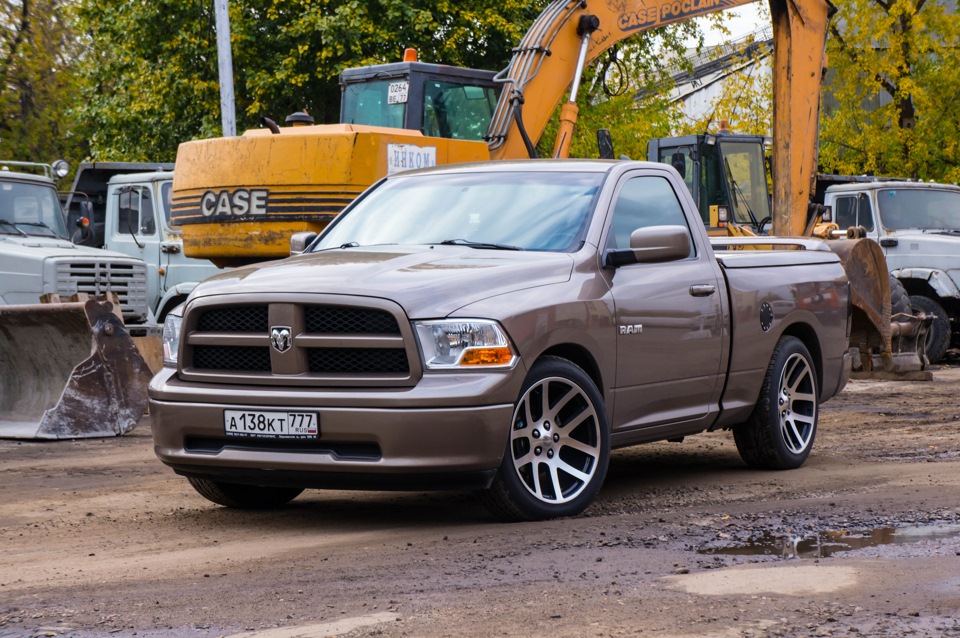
[422,81,498,140]
[834,194,874,231]
[606,175,694,257]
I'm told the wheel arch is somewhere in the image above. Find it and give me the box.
[537,343,604,400]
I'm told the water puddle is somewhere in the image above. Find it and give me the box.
[699,523,960,559]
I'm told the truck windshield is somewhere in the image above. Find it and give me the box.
[877,188,960,231]
[313,171,602,252]
[0,180,68,238]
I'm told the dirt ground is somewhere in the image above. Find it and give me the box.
[2,365,960,638]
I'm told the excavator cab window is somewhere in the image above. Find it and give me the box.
[718,140,772,228]
[699,142,729,226]
[341,80,406,129]
[422,81,499,140]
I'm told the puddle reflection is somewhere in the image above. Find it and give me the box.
[699,523,960,559]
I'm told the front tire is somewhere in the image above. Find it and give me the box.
[734,336,819,470]
[187,477,303,509]
[482,357,610,521]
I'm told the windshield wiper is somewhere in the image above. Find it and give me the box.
[438,238,524,251]
[15,221,60,237]
[0,219,28,237]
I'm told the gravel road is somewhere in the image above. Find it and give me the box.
[2,367,960,637]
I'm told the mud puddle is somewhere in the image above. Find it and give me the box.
[700,522,960,559]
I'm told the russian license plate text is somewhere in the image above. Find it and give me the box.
[224,410,319,439]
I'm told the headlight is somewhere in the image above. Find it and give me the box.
[414,320,516,370]
[162,306,184,367]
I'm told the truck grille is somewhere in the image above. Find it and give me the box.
[181,298,419,387]
[54,259,148,322]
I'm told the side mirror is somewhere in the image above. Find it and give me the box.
[290,231,318,255]
[605,225,692,268]
[597,129,615,160]
[630,225,691,263]
[670,152,687,178]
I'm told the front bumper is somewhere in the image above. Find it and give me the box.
[149,367,522,490]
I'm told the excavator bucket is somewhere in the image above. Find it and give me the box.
[0,299,153,439]
[828,238,931,379]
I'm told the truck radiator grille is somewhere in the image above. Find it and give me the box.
[55,260,148,322]
[198,306,269,332]
[305,306,400,334]
[183,300,418,386]
[193,346,272,371]
[307,348,409,374]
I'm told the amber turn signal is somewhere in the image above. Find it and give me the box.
[460,348,514,366]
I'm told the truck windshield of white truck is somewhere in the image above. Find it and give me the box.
[877,188,960,231]
[0,181,68,238]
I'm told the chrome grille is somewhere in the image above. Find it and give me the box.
[54,259,148,322]
[182,298,418,387]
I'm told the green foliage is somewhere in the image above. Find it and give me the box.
[0,0,85,165]
[553,13,770,159]
[820,0,960,181]
[75,0,549,161]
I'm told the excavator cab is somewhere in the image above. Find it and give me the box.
[647,132,772,235]
[340,60,502,141]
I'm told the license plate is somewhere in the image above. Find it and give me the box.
[224,410,319,439]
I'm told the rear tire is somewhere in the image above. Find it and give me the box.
[482,357,610,522]
[187,477,303,509]
[734,336,818,470]
[909,295,949,364]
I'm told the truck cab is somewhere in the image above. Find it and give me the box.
[99,171,220,322]
[0,162,149,322]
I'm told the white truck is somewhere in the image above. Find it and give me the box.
[66,165,220,323]
[822,178,960,362]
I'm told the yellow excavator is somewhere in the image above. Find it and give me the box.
[170,0,924,375]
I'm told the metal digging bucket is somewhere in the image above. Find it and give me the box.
[0,299,153,439]
[829,238,932,380]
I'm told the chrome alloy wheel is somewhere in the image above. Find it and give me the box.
[509,376,601,504]
[777,352,817,454]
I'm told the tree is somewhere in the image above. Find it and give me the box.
[74,0,549,161]
[0,0,84,164]
[819,0,960,181]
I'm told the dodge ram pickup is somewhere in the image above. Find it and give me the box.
[149,160,852,521]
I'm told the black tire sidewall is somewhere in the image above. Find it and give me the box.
[765,337,817,468]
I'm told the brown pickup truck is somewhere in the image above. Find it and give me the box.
[149,160,852,521]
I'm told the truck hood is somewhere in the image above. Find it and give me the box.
[190,245,575,318]
[0,235,137,260]
[884,230,960,272]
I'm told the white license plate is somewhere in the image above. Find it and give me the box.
[224,410,319,439]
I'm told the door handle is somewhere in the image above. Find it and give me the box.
[689,284,716,297]
[160,242,181,253]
